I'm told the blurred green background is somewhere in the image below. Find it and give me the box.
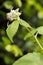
[0,0,43,65]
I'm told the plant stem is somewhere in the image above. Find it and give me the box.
[26,27,43,50]
[34,35,43,50]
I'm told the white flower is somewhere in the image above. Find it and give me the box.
[7,8,21,21]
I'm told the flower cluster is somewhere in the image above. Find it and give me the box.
[7,8,21,21]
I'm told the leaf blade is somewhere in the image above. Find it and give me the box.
[13,52,43,65]
[6,20,19,42]
[19,19,32,28]
[37,26,43,35]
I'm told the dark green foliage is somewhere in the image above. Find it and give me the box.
[0,0,43,65]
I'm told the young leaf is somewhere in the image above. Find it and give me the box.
[13,52,43,65]
[37,26,43,35]
[19,19,32,28]
[24,29,36,40]
[5,45,23,57]
[6,20,19,42]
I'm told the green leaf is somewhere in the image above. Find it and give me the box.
[24,29,36,40]
[2,37,11,46]
[4,56,13,64]
[13,52,43,65]
[19,19,32,28]
[6,20,19,42]
[5,45,23,57]
[38,10,43,19]
[3,1,13,9]
[15,0,22,7]
[37,26,43,35]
